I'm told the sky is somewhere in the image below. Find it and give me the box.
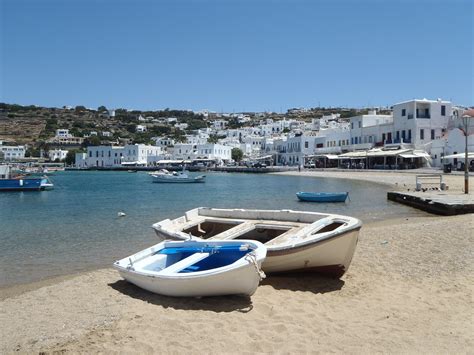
[0,0,472,112]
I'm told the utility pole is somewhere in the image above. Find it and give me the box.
[461,109,474,194]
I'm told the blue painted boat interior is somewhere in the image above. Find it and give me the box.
[178,250,248,273]
[154,245,250,273]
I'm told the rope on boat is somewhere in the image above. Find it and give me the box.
[245,252,266,281]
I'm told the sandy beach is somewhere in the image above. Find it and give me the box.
[1,211,473,353]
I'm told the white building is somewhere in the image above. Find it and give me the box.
[75,144,163,168]
[171,143,231,163]
[212,120,227,130]
[0,145,26,160]
[56,129,72,138]
[175,123,189,130]
[391,98,452,149]
[349,109,393,148]
[48,149,68,161]
[136,125,147,133]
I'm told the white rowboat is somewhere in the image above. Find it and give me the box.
[152,207,362,278]
[114,239,267,297]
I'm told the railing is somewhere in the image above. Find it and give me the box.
[415,174,447,191]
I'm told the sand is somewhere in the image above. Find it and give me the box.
[1,213,472,354]
[273,169,472,193]
[1,170,472,353]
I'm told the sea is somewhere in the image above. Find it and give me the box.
[0,171,427,288]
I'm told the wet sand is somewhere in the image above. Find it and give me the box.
[1,214,472,353]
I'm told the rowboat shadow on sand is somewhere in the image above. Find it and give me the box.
[261,273,344,294]
[108,279,254,313]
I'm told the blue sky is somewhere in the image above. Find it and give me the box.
[1,0,472,112]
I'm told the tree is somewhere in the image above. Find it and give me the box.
[65,149,85,165]
[208,134,219,144]
[98,105,107,112]
[83,136,101,147]
[75,105,86,113]
[231,148,243,162]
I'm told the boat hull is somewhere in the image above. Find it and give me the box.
[116,262,262,297]
[263,228,359,277]
[296,192,348,202]
[152,176,205,183]
[0,178,44,191]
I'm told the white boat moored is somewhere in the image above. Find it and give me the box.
[150,169,205,183]
[114,239,267,297]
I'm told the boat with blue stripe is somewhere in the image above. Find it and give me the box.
[296,191,349,203]
[0,165,54,191]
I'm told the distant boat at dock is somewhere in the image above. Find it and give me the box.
[0,165,53,191]
[150,169,206,183]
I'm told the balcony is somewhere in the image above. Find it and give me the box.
[416,114,431,119]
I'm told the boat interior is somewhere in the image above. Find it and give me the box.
[171,214,349,247]
[122,243,253,275]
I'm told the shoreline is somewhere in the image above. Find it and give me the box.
[1,214,472,353]
[271,169,471,192]
[0,215,438,297]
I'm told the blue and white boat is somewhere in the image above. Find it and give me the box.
[296,191,349,203]
[0,165,51,191]
[114,239,266,297]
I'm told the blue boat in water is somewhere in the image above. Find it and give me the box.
[296,191,349,203]
[0,165,52,191]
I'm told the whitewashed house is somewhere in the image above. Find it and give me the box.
[349,109,393,149]
[0,145,26,160]
[391,98,452,150]
[171,143,231,163]
[136,124,147,133]
[75,144,163,168]
[48,149,68,161]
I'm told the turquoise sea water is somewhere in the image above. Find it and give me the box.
[0,171,426,287]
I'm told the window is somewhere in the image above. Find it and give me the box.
[402,130,406,141]
[355,137,358,144]
[396,131,400,140]
[420,129,424,140]
[408,129,412,140]
[108,151,111,157]
[351,137,354,144]
[96,151,99,158]
[89,151,92,157]
[402,109,406,116]
[358,121,361,128]
[351,122,354,129]
[382,133,386,142]
[441,105,446,116]
[431,129,435,140]
[304,141,308,148]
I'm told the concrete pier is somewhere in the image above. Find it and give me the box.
[387,191,474,215]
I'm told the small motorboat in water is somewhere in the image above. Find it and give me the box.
[150,169,205,183]
[114,239,266,297]
[152,207,362,278]
[0,165,53,191]
[296,191,349,202]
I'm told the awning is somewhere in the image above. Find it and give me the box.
[399,154,418,158]
[443,152,474,159]
[121,161,145,165]
[307,154,339,160]
[156,160,192,164]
